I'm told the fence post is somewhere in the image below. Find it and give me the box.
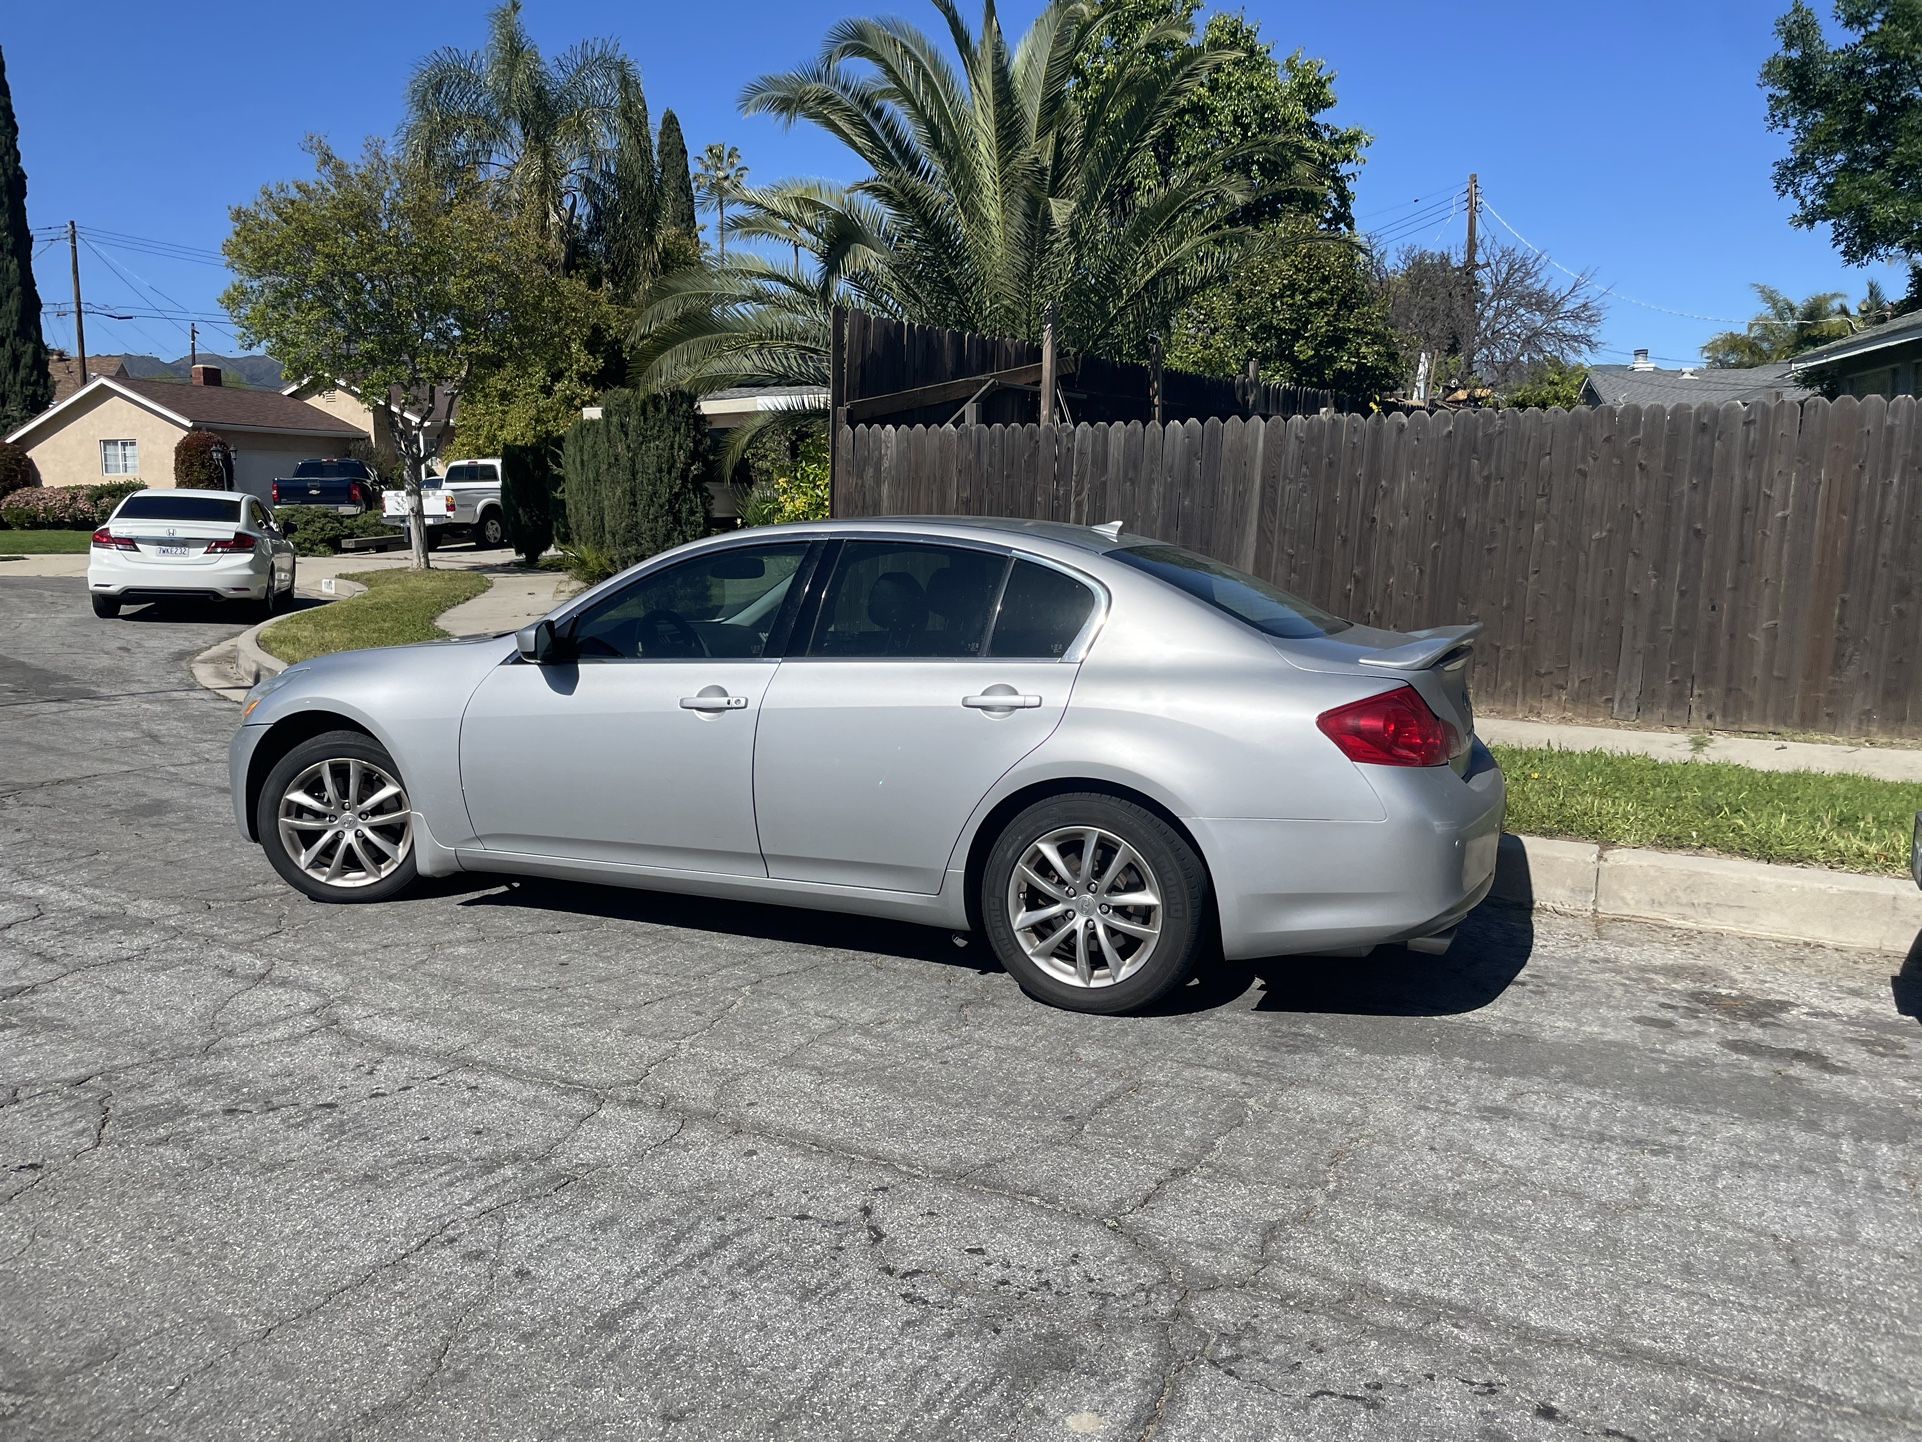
[1040,304,1057,426]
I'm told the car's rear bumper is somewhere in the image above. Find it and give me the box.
[88,552,269,601]
[1192,741,1507,960]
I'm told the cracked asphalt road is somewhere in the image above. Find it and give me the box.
[2,573,1920,1441]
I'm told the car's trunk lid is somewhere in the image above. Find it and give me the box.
[1276,622,1482,774]
[106,520,246,566]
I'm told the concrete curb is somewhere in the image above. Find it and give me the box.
[189,577,366,699]
[1490,834,1921,954]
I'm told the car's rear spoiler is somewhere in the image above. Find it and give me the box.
[1357,622,1483,672]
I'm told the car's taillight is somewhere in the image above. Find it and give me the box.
[271,481,282,503]
[91,527,137,551]
[1316,685,1459,767]
[204,534,257,554]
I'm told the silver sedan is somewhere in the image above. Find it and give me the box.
[229,518,1505,1013]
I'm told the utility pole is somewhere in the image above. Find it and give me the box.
[189,322,197,368]
[67,221,86,379]
[1462,172,1479,390]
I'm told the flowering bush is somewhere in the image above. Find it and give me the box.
[0,481,143,530]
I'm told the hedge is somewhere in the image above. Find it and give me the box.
[501,439,561,565]
[561,390,709,581]
[0,480,144,530]
[273,505,399,556]
[0,441,37,504]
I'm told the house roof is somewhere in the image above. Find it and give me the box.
[1786,309,1922,371]
[5,373,366,446]
[47,352,128,403]
[1581,362,1813,407]
[282,376,459,429]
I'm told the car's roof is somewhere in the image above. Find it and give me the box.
[124,488,247,501]
[754,515,1146,554]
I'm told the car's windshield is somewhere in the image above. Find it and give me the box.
[1114,543,1350,639]
[292,460,364,479]
[114,495,244,524]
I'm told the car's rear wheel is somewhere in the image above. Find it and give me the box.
[90,594,120,618]
[255,730,418,903]
[981,793,1210,1014]
[478,512,504,548]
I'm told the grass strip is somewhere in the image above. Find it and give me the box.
[1492,744,1922,877]
[258,567,490,666]
[0,529,95,554]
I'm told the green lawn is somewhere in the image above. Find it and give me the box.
[257,567,490,666]
[0,529,94,554]
[1493,744,1922,877]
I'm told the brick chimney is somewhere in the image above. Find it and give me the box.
[191,364,223,387]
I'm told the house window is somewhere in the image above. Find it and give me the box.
[100,439,139,475]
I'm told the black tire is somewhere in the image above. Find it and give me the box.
[90,594,121,618]
[980,792,1210,1014]
[254,729,419,904]
[422,526,441,553]
[478,511,505,548]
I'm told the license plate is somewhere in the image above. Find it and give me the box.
[158,543,190,558]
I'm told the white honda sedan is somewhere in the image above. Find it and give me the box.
[88,488,296,619]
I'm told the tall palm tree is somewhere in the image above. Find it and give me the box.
[693,142,750,260]
[1701,284,1853,367]
[404,0,637,253]
[634,0,1299,409]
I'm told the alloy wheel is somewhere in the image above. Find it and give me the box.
[1006,825,1162,988]
[275,757,413,889]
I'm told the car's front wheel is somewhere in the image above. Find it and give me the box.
[255,730,418,903]
[478,512,505,548]
[980,793,1210,1014]
[90,594,120,618]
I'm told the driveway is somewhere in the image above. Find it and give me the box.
[2,575,1919,1441]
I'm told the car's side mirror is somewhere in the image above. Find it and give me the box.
[516,618,568,664]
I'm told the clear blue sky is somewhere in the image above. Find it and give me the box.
[4,0,1900,370]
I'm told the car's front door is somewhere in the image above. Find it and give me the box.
[752,542,1103,894]
[458,540,812,873]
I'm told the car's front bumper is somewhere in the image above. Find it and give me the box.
[1193,741,1507,960]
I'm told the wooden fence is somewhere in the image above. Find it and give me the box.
[834,394,1922,738]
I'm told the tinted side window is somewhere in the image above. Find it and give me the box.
[990,561,1096,658]
[807,543,1005,658]
[569,543,807,660]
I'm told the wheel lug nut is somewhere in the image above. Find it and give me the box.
[1099,904,1110,914]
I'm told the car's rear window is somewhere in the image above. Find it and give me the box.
[443,463,497,483]
[292,460,364,478]
[1114,543,1350,639]
[115,495,244,523]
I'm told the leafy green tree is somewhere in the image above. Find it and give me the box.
[223,139,557,568]
[636,0,1299,409]
[1167,224,1400,397]
[405,0,636,259]
[173,430,231,488]
[0,438,37,501]
[500,439,561,564]
[1073,0,1368,228]
[580,74,659,297]
[1763,1,1922,266]
[1699,283,1853,366]
[656,110,698,241]
[561,389,710,579]
[450,273,625,454]
[0,47,50,435]
[1501,361,1589,410]
[693,142,749,259]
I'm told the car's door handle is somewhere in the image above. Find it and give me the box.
[963,691,1042,710]
[680,693,749,711]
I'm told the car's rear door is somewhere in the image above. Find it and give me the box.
[457,539,812,874]
[751,541,1103,894]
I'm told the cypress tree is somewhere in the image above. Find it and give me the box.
[0,46,50,434]
[656,109,697,240]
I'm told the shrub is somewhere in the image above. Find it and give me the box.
[0,441,37,503]
[501,439,561,565]
[561,389,710,580]
[274,505,397,556]
[0,482,139,530]
[173,430,231,488]
[738,432,830,527]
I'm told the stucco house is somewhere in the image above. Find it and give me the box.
[5,365,367,501]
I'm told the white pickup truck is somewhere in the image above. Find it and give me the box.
[383,458,506,549]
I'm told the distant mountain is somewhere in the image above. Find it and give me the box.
[115,352,285,390]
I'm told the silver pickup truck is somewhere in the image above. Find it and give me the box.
[383,458,506,549]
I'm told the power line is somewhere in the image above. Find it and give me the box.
[1355,187,1467,223]
[80,235,241,346]
[79,225,226,265]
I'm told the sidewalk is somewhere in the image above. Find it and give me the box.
[1478,716,1922,784]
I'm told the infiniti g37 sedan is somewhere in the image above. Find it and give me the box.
[229,518,1505,1013]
